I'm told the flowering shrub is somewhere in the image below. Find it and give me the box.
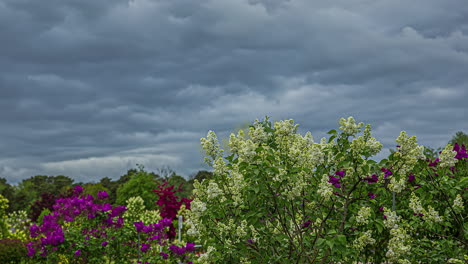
[27,186,132,263]
[26,183,197,263]
[190,117,467,263]
[4,210,30,240]
[152,182,192,239]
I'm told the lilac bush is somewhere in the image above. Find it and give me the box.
[190,117,467,263]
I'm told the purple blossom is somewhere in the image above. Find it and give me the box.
[109,206,127,217]
[185,242,196,252]
[368,192,376,199]
[428,158,439,167]
[364,174,379,183]
[408,174,415,183]
[169,244,185,255]
[302,220,311,228]
[30,224,40,238]
[328,176,340,184]
[101,241,108,247]
[26,242,36,257]
[141,243,151,253]
[335,170,346,178]
[454,144,468,160]
[381,168,392,178]
[74,185,84,194]
[97,191,109,199]
[74,249,81,256]
[160,252,169,259]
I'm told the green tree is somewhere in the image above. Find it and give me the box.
[0,179,14,213]
[115,169,160,209]
[449,131,468,146]
[83,183,110,200]
[9,175,74,213]
[167,174,192,198]
[188,170,213,183]
[0,194,9,238]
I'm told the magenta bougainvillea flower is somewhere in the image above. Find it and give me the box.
[97,191,109,199]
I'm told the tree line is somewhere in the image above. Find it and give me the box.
[0,166,213,222]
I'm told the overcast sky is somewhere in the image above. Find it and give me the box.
[1,0,467,184]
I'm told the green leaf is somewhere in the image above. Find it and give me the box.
[326,239,334,250]
[335,235,347,247]
[327,129,337,135]
[316,238,326,247]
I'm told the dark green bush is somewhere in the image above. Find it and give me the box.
[0,238,27,263]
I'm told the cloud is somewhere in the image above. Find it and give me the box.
[0,0,467,184]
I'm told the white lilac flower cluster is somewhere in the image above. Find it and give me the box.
[350,124,383,157]
[394,131,425,176]
[248,119,269,144]
[388,177,407,193]
[409,193,443,223]
[287,132,325,169]
[215,219,250,246]
[196,246,216,264]
[186,198,208,236]
[317,174,333,200]
[352,230,376,252]
[356,206,371,225]
[201,130,223,164]
[383,207,400,229]
[453,194,464,214]
[206,181,222,201]
[383,208,411,263]
[124,196,161,224]
[438,144,458,168]
[190,199,207,218]
[274,119,298,139]
[339,116,364,136]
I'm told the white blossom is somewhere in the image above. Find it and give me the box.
[439,144,458,168]
[453,194,464,213]
[356,206,371,225]
[339,116,364,135]
[317,174,333,200]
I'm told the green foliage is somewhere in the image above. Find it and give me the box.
[0,238,28,263]
[167,174,192,198]
[9,175,74,212]
[449,131,468,146]
[82,183,110,200]
[116,170,160,209]
[0,194,9,239]
[0,178,14,209]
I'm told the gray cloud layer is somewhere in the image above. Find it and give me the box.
[1,0,467,183]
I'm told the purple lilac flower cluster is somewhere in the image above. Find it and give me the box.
[328,170,345,188]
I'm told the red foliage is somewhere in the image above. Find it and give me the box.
[151,182,192,239]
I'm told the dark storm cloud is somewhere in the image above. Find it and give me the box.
[0,0,467,183]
